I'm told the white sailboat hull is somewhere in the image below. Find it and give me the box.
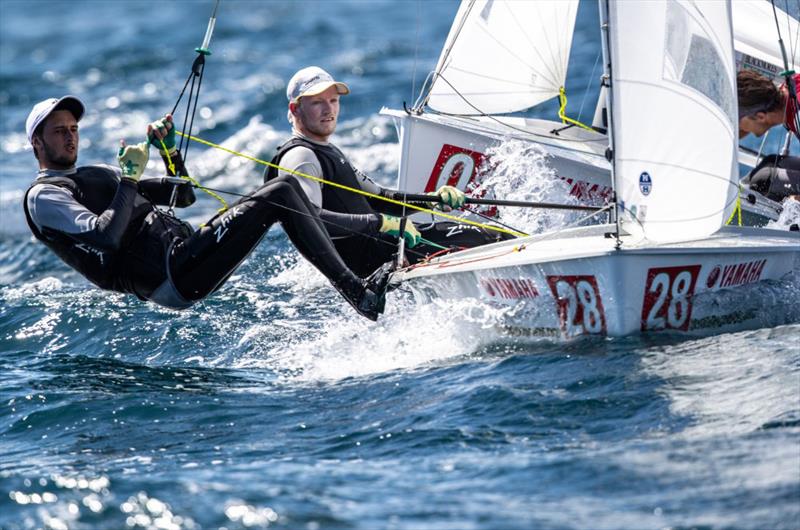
[393,225,800,337]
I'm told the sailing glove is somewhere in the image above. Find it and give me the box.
[429,185,466,211]
[147,114,177,155]
[379,214,421,248]
[118,140,149,182]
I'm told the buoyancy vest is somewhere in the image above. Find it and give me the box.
[266,137,375,215]
[23,166,192,299]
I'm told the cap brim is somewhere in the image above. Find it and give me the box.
[300,81,350,98]
[54,96,85,121]
[27,95,86,144]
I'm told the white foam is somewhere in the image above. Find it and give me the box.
[192,115,283,190]
[767,197,800,229]
[267,254,327,293]
[467,139,595,235]
[3,276,64,301]
[232,260,511,381]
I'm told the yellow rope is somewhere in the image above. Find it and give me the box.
[175,130,526,237]
[159,138,228,214]
[159,139,177,175]
[725,187,742,226]
[558,86,595,132]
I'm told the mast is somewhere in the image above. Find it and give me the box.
[598,0,621,247]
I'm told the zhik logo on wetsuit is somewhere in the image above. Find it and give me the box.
[445,223,482,238]
[75,243,105,265]
[213,207,243,243]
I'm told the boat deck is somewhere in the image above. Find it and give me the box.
[398,224,800,279]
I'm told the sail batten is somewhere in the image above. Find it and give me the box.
[427,0,579,115]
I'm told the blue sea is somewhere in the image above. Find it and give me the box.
[1,1,800,529]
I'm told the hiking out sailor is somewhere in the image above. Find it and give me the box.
[23,95,390,320]
[737,70,800,201]
[265,66,512,277]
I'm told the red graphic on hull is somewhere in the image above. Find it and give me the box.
[561,177,613,203]
[546,275,607,337]
[427,144,496,217]
[481,278,541,300]
[706,265,721,289]
[641,265,701,331]
[426,144,486,192]
[718,259,767,288]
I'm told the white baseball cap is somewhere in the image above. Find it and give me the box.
[286,66,349,102]
[26,95,85,144]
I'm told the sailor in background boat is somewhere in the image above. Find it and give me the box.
[265,66,512,277]
[22,96,390,320]
[737,70,800,201]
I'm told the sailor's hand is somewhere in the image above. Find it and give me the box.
[147,114,176,155]
[379,214,421,248]
[429,185,466,211]
[118,140,149,182]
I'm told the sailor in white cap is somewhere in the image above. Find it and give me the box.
[266,66,509,277]
[26,95,85,169]
[22,96,391,320]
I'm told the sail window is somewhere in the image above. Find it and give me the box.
[662,2,735,127]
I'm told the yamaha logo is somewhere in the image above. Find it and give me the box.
[706,265,721,288]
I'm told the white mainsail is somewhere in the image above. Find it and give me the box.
[426,0,579,115]
[607,0,738,243]
[732,0,799,77]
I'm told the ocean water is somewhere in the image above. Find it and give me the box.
[1,1,799,529]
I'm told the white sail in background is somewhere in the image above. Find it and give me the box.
[608,0,738,242]
[732,0,799,78]
[426,0,579,115]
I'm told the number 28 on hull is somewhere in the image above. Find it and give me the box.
[402,239,797,338]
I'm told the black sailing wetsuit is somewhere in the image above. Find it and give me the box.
[24,162,365,309]
[743,154,800,201]
[265,135,511,276]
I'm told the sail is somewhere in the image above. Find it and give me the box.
[732,1,800,78]
[607,0,738,243]
[426,0,579,115]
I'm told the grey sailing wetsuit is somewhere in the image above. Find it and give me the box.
[24,164,367,309]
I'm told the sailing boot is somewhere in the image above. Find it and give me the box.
[336,274,387,321]
[363,261,397,315]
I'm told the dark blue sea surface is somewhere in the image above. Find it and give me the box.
[1,1,799,529]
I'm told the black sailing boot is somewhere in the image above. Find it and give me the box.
[335,261,395,321]
[363,261,396,314]
[336,275,385,321]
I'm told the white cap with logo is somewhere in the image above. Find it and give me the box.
[26,95,85,144]
[286,66,349,103]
